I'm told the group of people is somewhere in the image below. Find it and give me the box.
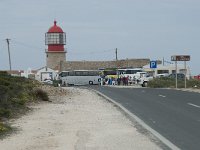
[117,76,129,85]
[102,76,136,86]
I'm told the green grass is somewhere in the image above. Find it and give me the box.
[0,122,11,135]
[0,71,49,135]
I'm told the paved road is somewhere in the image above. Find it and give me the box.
[90,86,200,150]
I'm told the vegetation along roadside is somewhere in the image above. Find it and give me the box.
[0,71,49,137]
[148,77,200,88]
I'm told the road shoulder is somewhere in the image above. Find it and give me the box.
[1,87,163,150]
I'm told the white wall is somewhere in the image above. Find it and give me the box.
[35,67,58,81]
[143,64,191,79]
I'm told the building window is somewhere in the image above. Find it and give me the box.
[179,69,186,73]
[157,70,169,74]
[172,70,176,74]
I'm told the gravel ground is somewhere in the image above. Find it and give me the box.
[0,87,163,150]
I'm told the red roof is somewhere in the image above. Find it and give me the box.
[48,21,63,33]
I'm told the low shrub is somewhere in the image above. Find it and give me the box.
[0,72,50,135]
[0,85,9,101]
[0,108,11,118]
[0,122,11,136]
[0,123,8,132]
[11,98,27,106]
[148,78,200,88]
[0,78,10,86]
[187,79,200,88]
[0,71,8,76]
[53,80,60,87]
[148,78,176,88]
[33,88,49,101]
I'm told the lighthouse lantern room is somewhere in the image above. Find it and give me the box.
[45,21,66,70]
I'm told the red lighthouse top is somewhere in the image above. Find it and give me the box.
[45,20,66,52]
[48,21,63,33]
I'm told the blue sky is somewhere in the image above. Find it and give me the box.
[0,0,199,75]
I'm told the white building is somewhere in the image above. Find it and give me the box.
[35,67,58,82]
[20,68,34,78]
[143,63,191,79]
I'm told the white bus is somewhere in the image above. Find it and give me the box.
[117,68,144,78]
[61,70,101,86]
[58,71,70,80]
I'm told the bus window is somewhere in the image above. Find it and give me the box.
[82,71,89,76]
[75,71,82,76]
[89,71,99,76]
[58,71,69,79]
[69,71,75,76]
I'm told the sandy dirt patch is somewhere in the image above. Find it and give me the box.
[0,87,162,150]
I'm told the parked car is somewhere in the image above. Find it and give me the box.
[168,73,185,79]
[156,73,169,78]
[194,74,200,80]
[42,79,53,84]
[138,74,154,87]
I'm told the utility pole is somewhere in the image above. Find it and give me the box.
[115,48,119,78]
[6,39,12,71]
[115,48,118,61]
[163,57,164,66]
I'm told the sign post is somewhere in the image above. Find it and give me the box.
[184,61,187,88]
[150,61,157,69]
[171,55,190,88]
[150,61,157,77]
[175,61,177,88]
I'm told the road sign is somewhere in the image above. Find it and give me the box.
[171,55,190,89]
[150,61,157,68]
[171,55,190,61]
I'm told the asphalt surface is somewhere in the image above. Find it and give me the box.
[90,86,200,150]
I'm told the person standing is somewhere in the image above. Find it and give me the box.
[117,77,121,85]
[125,76,129,86]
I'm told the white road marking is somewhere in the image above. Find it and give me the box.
[159,94,166,98]
[188,103,200,108]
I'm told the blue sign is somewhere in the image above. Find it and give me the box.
[150,61,157,68]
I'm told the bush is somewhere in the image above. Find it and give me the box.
[0,123,9,132]
[0,78,10,86]
[33,88,49,101]
[148,78,176,88]
[0,108,11,118]
[0,71,8,76]
[0,74,39,119]
[0,122,11,136]
[11,97,27,106]
[0,73,51,135]
[0,85,9,101]
[53,80,60,87]
[148,78,200,88]
[187,79,200,88]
